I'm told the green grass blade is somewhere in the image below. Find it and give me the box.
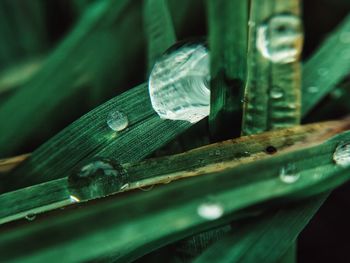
[0,0,134,157]
[0,0,47,70]
[207,0,248,139]
[1,83,191,194]
[1,129,350,262]
[2,120,347,224]
[144,0,176,73]
[302,14,350,116]
[194,196,326,263]
[242,0,302,135]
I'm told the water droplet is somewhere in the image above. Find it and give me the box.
[317,68,329,77]
[307,86,318,94]
[215,150,221,156]
[248,20,256,27]
[69,195,80,203]
[270,87,284,99]
[256,14,303,64]
[279,164,299,184]
[139,185,154,191]
[339,31,350,44]
[25,213,36,221]
[197,201,224,220]
[148,42,210,123]
[68,158,127,200]
[333,142,350,167]
[107,111,128,132]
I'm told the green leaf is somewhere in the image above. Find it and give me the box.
[1,127,350,262]
[143,0,176,73]
[302,14,350,116]
[207,0,248,139]
[242,0,302,135]
[1,83,191,193]
[1,120,347,224]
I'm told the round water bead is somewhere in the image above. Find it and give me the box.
[197,201,224,220]
[279,163,299,184]
[148,41,210,123]
[107,110,128,132]
[257,14,303,64]
[68,158,127,201]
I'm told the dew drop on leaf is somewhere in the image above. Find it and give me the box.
[107,110,129,132]
[256,14,303,64]
[148,42,210,123]
[270,86,284,99]
[25,213,36,221]
[333,142,350,168]
[197,201,224,220]
[68,158,127,200]
[307,86,319,94]
[279,164,300,184]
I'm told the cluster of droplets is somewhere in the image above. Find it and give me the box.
[257,14,303,64]
[148,42,210,123]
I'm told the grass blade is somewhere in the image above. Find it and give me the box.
[1,129,350,262]
[143,0,176,73]
[1,120,348,224]
[207,0,248,139]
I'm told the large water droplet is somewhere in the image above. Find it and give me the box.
[68,158,127,200]
[279,164,299,184]
[197,201,224,220]
[256,14,303,64]
[107,110,128,132]
[333,142,350,167]
[148,42,210,123]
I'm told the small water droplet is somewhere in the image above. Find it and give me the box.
[279,164,299,184]
[248,20,256,27]
[69,195,80,203]
[333,142,350,167]
[270,87,284,99]
[139,185,154,191]
[68,158,127,200]
[256,14,303,64]
[317,68,329,77]
[307,86,319,94]
[339,31,350,44]
[107,111,128,132]
[197,202,224,220]
[197,158,205,165]
[148,41,210,123]
[25,213,36,221]
[215,150,221,156]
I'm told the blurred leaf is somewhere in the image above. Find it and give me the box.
[143,0,176,73]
